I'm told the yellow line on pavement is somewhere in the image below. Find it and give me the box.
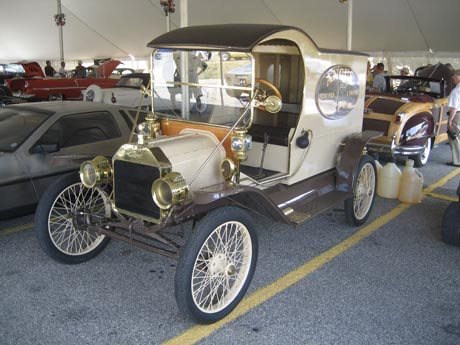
[163,168,460,345]
[425,192,458,203]
[0,223,34,237]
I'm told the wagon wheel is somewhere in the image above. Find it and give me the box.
[35,173,111,264]
[174,206,258,324]
[344,155,377,226]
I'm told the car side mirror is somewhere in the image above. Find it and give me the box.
[30,143,60,154]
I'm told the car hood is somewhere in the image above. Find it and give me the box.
[94,60,122,78]
[17,61,45,78]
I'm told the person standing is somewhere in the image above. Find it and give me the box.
[366,61,374,91]
[446,69,460,167]
[372,62,386,92]
[44,60,56,77]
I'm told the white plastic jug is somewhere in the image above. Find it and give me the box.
[377,158,401,199]
[398,159,424,204]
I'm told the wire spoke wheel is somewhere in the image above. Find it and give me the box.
[48,183,109,256]
[35,173,111,264]
[353,162,376,220]
[345,155,377,226]
[192,221,252,313]
[175,207,258,324]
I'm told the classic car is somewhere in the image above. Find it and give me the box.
[0,84,26,106]
[35,24,379,324]
[111,67,136,78]
[0,63,27,85]
[5,60,121,101]
[363,63,452,167]
[83,73,151,108]
[0,101,146,218]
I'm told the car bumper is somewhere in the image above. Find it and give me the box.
[366,140,425,157]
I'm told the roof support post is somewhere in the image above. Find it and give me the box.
[56,0,64,61]
[346,0,353,50]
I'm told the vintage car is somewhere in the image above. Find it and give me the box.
[363,63,452,167]
[0,101,145,218]
[111,67,136,78]
[5,60,121,101]
[83,73,151,108]
[35,24,379,324]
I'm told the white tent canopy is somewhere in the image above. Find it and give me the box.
[1,0,459,66]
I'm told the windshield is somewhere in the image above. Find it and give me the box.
[116,74,149,88]
[0,63,25,76]
[152,50,253,126]
[389,76,444,97]
[0,109,50,152]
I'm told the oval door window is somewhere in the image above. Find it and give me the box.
[316,65,359,120]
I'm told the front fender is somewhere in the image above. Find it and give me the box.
[336,130,381,193]
[174,182,291,225]
[399,112,434,146]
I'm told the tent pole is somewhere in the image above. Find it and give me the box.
[346,0,353,50]
[57,0,64,61]
[180,0,189,117]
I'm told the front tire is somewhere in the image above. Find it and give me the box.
[441,202,460,246]
[345,155,377,226]
[411,137,431,167]
[35,173,111,264]
[174,207,258,324]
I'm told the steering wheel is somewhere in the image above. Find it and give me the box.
[254,78,282,111]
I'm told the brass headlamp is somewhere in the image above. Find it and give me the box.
[151,172,188,210]
[220,157,237,181]
[137,112,161,144]
[80,156,113,188]
[231,128,252,162]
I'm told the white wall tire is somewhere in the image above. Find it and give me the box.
[411,137,431,167]
[84,85,103,102]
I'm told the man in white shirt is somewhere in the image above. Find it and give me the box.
[372,62,386,92]
[446,69,460,166]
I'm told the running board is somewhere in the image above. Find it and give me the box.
[283,190,349,225]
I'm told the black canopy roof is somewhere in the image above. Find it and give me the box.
[146,24,303,51]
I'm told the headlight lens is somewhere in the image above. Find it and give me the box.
[79,156,112,188]
[151,172,188,210]
[80,161,97,188]
[221,157,236,181]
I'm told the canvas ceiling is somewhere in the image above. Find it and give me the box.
[1,0,459,62]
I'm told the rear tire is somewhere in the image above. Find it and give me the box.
[174,207,258,324]
[441,202,460,246]
[35,173,110,264]
[345,155,377,226]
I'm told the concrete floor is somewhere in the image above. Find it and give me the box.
[0,143,459,345]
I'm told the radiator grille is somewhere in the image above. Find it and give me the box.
[114,160,160,219]
[362,118,390,136]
